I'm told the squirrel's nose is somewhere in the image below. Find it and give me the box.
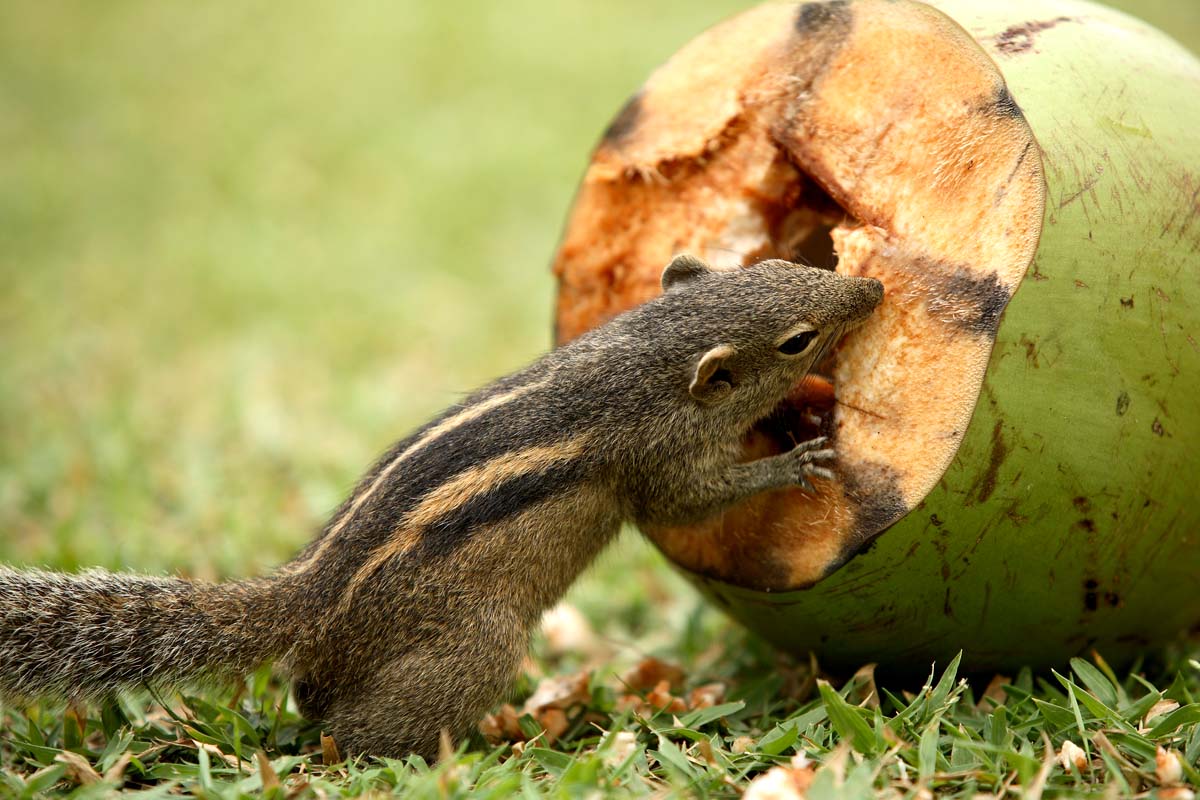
[859,277,885,309]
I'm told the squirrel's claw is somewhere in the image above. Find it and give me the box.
[791,436,829,454]
[788,441,837,493]
[804,466,836,483]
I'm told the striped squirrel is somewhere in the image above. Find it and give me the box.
[0,255,882,759]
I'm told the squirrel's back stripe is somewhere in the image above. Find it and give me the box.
[337,435,593,612]
[402,437,592,533]
[285,375,552,574]
[417,453,591,557]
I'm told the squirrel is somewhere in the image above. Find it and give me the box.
[0,255,882,759]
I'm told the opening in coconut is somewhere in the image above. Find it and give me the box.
[552,0,1045,591]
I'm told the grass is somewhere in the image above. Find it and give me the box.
[5,645,1200,797]
[2,1,1199,797]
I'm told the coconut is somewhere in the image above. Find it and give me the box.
[552,0,1200,670]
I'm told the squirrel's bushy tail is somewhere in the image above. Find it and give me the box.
[0,567,296,701]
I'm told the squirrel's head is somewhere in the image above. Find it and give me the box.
[654,254,883,422]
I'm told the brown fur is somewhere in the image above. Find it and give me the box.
[0,256,882,759]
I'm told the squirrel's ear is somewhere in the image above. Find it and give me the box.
[661,254,713,292]
[690,345,736,403]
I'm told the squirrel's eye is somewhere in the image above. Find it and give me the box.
[778,330,819,356]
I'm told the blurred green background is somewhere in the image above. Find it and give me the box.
[1,0,1198,592]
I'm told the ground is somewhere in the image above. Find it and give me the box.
[1,1,1198,797]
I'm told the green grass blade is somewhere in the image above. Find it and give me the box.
[818,680,879,757]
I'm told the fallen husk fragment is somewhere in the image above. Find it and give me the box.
[553,0,1200,669]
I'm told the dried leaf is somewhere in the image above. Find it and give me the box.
[976,674,1011,709]
[192,740,243,768]
[320,732,343,766]
[66,703,87,742]
[743,753,816,800]
[687,682,727,709]
[538,708,570,744]
[622,657,686,692]
[602,730,639,767]
[1158,790,1196,800]
[483,672,592,746]
[523,670,591,715]
[615,693,644,714]
[850,663,880,709]
[731,735,755,754]
[438,728,455,763]
[479,704,525,744]
[1156,746,1184,786]
[103,752,133,784]
[646,679,687,714]
[55,751,101,786]
[518,670,592,743]
[1058,740,1088,771]
[256,751,280,792]
[1147,700,1182,726]
[540,603,600,657]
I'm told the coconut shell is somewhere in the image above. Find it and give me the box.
[553,0,1200,668]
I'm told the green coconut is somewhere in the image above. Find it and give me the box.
[552,0,1200,670]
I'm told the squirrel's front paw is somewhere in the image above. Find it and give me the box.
[787,436,837,493]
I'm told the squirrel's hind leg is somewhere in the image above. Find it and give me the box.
[309,609,529,761]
